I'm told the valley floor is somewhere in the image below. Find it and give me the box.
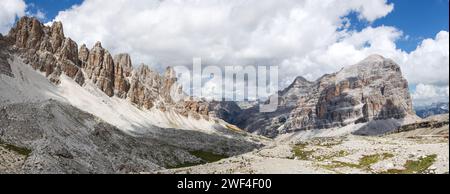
[157,131,449,174]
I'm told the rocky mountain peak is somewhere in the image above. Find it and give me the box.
[114,53,133,77]
[219,55,416,137]
[164,66,176,79]
[278,76,314,107]
[9,16,44,49]
[293,76,311,84]
[282,76,313,92]
[7,16,85,85]
[359,54,385,64]
[4,16,211,120]
[50,21,65,52]
[93,41,103,48]
[78,44,89,67]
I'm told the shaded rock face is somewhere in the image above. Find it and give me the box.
[208,101,243,124]
[5,16,210,120]
[218,55,415,137]
[0,35,13,77]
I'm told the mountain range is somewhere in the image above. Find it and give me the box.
[1,17,448,174]
[415,102,449,119]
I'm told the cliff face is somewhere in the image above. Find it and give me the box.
[224,55,416,137]
[282,55,415,132]
[8,17,84,85]
[0,34,13,77]
[6,16,209,120]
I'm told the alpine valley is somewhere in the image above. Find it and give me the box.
[1,17,448,174]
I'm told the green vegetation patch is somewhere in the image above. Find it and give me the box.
[291,143,350,161]
[167,162,201,169]
[359,153,394,167]
[314,150,349,162]
[292,143,315,160]
[166,151,229,169]
[0,140,32,157]
[190,150,229,163]
[382,154,437,174]
[324,153,394,171]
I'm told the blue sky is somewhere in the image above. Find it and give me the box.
[25,0,449,53]
[24,0,82,21]
[375,0,449,52]
[346,0,449,52]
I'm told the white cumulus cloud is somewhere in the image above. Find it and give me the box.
[48,0,448,105]
[412,84,449,106]
[402,31,449,86]
[0,0,26,34]
[52,0,394,68]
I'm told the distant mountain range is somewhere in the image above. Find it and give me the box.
[415,102,449,118]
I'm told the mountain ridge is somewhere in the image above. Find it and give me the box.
[1,16,448,174]
[214,54,418,137]
[4,16,211,126]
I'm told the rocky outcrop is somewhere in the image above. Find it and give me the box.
[78,44,89,68]
[285,55,414,131]
[114,53,133,77]
[278,76,314,107]
[128,65,161,109]
[7,17,84,85]
[9,17,44,49]
[0,35,13,77]
[223,55,416,137]
[5,16,210,120]
[208,101,242,124]
[84,42,115,96]
[113,54,132,98]
[50,22,64,52]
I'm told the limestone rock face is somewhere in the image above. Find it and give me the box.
[7,16,84,85]
[78,44,89,68]
[126,65,209,118]
[0,35,14,77]
[113,54,132,98]
[50,22,64,53]
[278,76,314,107]
[223,55,416,137]
[284,55,414,131]
[175,99,210,120]
[57,38,79,64]
[5,16,210,120]
[114,53,133,77]
[128,65,161,109]
[85,42,115,97]
[9,17,44,49]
